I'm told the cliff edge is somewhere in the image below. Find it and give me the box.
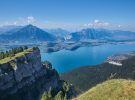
[0,47,76,100]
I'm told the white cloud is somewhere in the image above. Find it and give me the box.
[118,25,122,28]
[27,16,35,24]
[0,17,134,32]
[94,19,100,23]
[13,21,18,25]
[84,20,110,28]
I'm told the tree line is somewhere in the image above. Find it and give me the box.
[0,46,28,60]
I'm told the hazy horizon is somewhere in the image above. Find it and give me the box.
[0,0,135,31]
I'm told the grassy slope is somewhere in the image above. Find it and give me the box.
[0,48,33,64]
[73,79,135,100]
[61,56,135,93]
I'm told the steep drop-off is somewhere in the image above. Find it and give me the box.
[0,48,76,100]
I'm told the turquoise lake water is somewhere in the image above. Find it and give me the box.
[41,43,135,73]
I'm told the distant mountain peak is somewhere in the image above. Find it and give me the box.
[23,24,38,29]
[0,24,56,42]
[26,24,35,27]
[65,28,135,41]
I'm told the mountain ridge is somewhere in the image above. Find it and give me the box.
[0,24,56,42]
[65,28,135,41]
[1,24,135,43]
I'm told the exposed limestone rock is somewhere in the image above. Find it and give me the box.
[0,49,76,100]
[0,49,57,100]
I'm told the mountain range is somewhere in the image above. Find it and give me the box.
[66,28,135,41]
[0,25,56,43]
[0,24,135,43]
[0,25,22,34]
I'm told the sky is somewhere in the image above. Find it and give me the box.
[0,0,135,31]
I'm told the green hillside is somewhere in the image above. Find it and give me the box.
[73,79,135,100]
[61,55,135,93]
[0,47,38,64]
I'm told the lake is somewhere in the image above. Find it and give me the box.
[41,43,135,73]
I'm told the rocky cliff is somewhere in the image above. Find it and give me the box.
[0,48,76,100]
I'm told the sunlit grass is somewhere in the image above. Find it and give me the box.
[73,79,135,100]
[0,48,33,64]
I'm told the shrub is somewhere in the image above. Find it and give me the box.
[24,46,28,50]
[0,46,29,60]
[32,47,39,51]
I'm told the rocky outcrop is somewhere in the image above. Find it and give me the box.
[0,49,76,100]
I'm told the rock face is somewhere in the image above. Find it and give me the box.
[0,49,75,100]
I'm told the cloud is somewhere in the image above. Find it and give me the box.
[13,21,18,25]
[118,25,122,28]
[1,17,134,32]
[94,19,100,23]
[27,16,36,24]
[84,20,110,28]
